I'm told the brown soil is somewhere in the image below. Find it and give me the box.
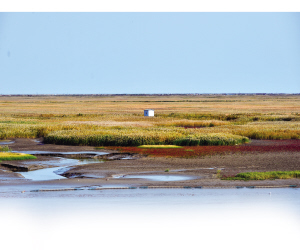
[0,138,299,190]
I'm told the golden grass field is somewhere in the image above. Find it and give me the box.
[0,94,299,146]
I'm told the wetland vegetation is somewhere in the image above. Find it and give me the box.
[222,171,300,181]
[0,145,36,161]
[0,94,299,147]
[0,94,299,188]
[0,152,36,161]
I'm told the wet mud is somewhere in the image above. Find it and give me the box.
[0,138,299,191]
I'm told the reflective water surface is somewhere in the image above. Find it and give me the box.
[0,140,14,145]
[17,157,104,181]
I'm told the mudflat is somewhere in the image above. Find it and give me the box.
[0,138,299,191]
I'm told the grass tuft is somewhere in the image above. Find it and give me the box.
[222,171,300,180]
[0,152,37,161]
[0,146,11,152]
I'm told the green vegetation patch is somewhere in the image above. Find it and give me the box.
[223,171,300,181]
[0,145,11,152]
[138,145,183,149]
[0,152,37,161]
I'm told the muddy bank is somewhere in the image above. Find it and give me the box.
[0,138,299,190]
[6,138,115,153]
[58,151,300,188]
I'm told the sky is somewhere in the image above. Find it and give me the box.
[0,12,300,94]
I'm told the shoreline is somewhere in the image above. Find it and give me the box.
[0,138,299,192]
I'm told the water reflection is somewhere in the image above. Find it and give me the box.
[0,140,14,145]
[17,157,104,181]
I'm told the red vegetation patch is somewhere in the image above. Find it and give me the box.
[107,140,300,158]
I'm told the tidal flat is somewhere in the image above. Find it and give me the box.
[0,94,299,250]
[0,138,299,191]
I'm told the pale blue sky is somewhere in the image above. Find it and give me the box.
[0,12,299,94]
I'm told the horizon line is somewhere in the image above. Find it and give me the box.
[1,93,300,96]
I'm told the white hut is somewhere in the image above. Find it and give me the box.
[144,109,154,117]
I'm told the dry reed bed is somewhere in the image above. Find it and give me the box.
[44,128,248,146]
[1,121,299,143]
[1,95,299,115]
[0,95,299,146]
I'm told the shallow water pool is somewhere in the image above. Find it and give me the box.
[19,166,69,180]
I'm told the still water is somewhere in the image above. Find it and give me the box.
[16,157,104,181]
[0,188,299,250]
[0,140,14,145]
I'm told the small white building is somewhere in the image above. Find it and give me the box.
[144,109,154,117]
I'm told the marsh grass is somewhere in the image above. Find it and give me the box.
[222,171,300,180]
[138,145,183,149]
[0,152,37,161]
[158,120,229,128]
[196,122,300,140]
[43,127,249,146]
[43,127,185,146]
[174,133,249,146]
[0,95,299,146]
[0,146,11,152]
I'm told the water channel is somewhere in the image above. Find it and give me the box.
[13,151,196,182]
[0,140,14,145]
[16,157,105,181]
[13,151,108,181]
